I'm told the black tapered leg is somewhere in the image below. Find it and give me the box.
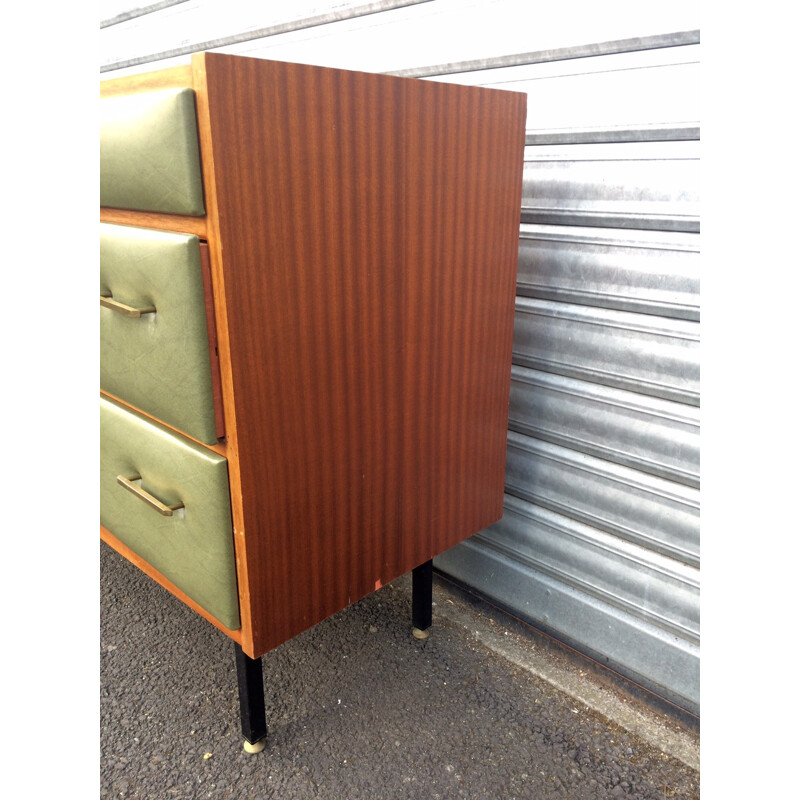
[234,643,267,753]
[412,559,433,638]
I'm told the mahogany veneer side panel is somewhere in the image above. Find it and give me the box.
[202,53,527,657]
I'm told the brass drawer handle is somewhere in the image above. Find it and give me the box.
[101,293,156,318]
[117,474,184,516]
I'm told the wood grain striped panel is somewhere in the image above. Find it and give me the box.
[197,53,526,656]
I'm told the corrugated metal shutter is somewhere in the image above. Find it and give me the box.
[427,32,700,717]
[100,0,700,717]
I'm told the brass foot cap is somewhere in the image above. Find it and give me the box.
[243,738,266,754]
[412,627,430,640]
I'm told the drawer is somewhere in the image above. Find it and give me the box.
[100,223,221,445]
[100,395,240,630]
[100,87,205,216]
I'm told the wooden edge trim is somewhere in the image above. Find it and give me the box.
[99,390,227,457]
[101,525,243,644]
[199,243,226,440]
[189,52,256,657]
[100,208,207,238]
[100,64,193,97]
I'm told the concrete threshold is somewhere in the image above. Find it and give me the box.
[430,573,700,773]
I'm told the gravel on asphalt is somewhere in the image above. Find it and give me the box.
[100,542,699,799]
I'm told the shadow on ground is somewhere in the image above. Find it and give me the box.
[100,542,699,799]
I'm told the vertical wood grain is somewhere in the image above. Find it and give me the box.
[201,53,526,657]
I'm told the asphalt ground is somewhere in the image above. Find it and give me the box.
[100,542,699,799]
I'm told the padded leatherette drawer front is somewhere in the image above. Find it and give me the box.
[101,223,218,445]
[100,87,205,216]
[100,395,240,630]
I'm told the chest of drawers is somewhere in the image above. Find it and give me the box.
[100,51,526,750]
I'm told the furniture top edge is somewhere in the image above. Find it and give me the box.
[198,51,528,100]
[99,52,526,103]
[100,62,195,97]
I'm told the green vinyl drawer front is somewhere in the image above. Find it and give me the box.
[100,223,218,445]
[100,395,240,630]
[100,87,205,216]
